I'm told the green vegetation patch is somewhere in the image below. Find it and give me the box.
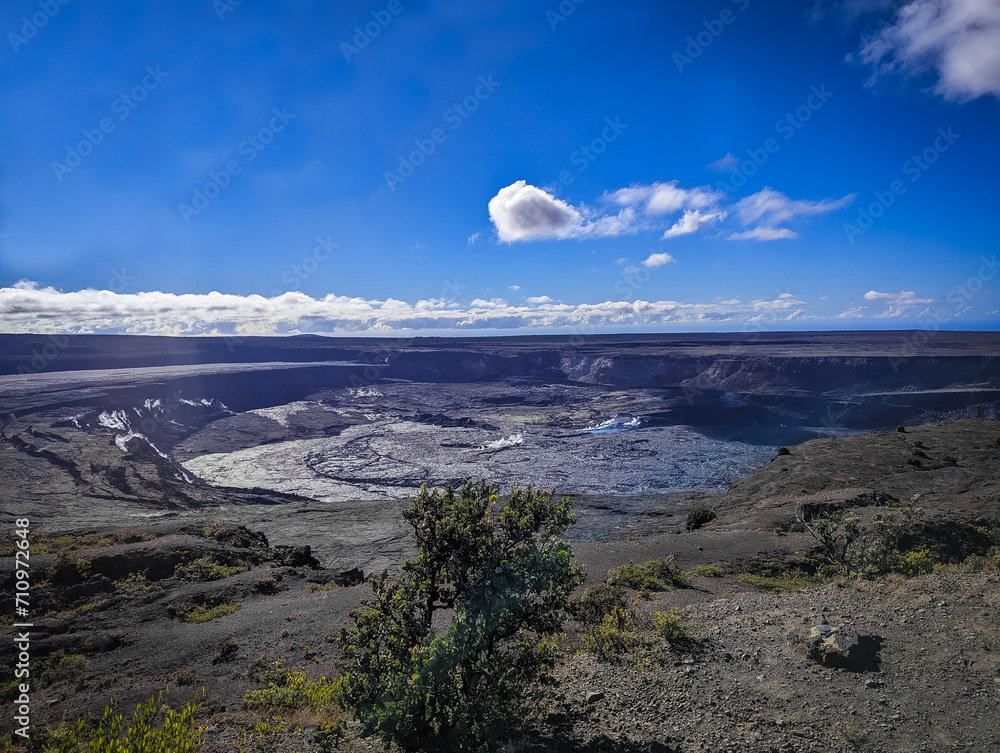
[607,557,691,593]
[582,606,644,658]
[653,608,691,641]
[173,600,242,623]
[174,556,244,582]
[116,570,154,596]
[570,582,626,626]
[306,579,340,594]
[244,661,344,713]
[739,569,828,593]
[0,529,155,558]
[686,506,716,531]
[89,690,203,753]
[695,563,724,577]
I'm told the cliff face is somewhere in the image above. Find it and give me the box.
[559,354,1000,395]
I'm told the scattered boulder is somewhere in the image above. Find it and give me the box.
[272,544,320,568]
[803,625,883,672]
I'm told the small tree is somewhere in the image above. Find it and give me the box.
[797,498,922,578]
[339,480,583,752]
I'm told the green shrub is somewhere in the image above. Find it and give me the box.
[582,606,643,658]
[340,480,583,753]
[45,552,91,586]
[37,650,85,686]
[570,582,626,626]
[653,608,690,641]
[695,563,723,577]
[1,720,84,752]
[243,664,344,714]
[607,558,691,593]
[306,580,340,594]
[989,546,1000,569]
[739,570,826,593]
[117,570,153,596]
[88,690,203,752]
[176,601,241,623]
[254,576,279,594]
[798,500,922,579]
[896,548,937,577]
[173,556,243,582]
[686,506,716,531]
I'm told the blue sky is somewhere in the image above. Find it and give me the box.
[1,0,998,335]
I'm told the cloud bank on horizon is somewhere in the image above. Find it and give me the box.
[0,281,952,336]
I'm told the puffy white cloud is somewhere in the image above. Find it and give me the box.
[525,295,553,304]
[490,180,854,245]
[857,0,1000,101]
[641,252,676,268]
[662,209,725,239]
[488,181,584,242]
[508,284,522,291]
[609,181,722,215]
[1,281,821,335]
[487,181,639,242]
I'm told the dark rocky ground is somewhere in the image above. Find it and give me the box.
[2,333,1000,751]
[2,418,998,752]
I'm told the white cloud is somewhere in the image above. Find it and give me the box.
[838,306,869,318]
[467,232,482,245]
[487,181,639,242]
[857,0,1000,101]
[508,284,522,292]
[525,295,553,304]
[727,187,855,241]
[728,227,799,241]
[609,181,722,215]
[489,182,854,244]
[662,209,725,239]
[863,289,935,317]
[641,252,676,268]
[707,153,740,172]
[0,281,826,335]
[488,181,584,242]
[734,187,856,226]
[864,289,933,306]
[613,257,626,265]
